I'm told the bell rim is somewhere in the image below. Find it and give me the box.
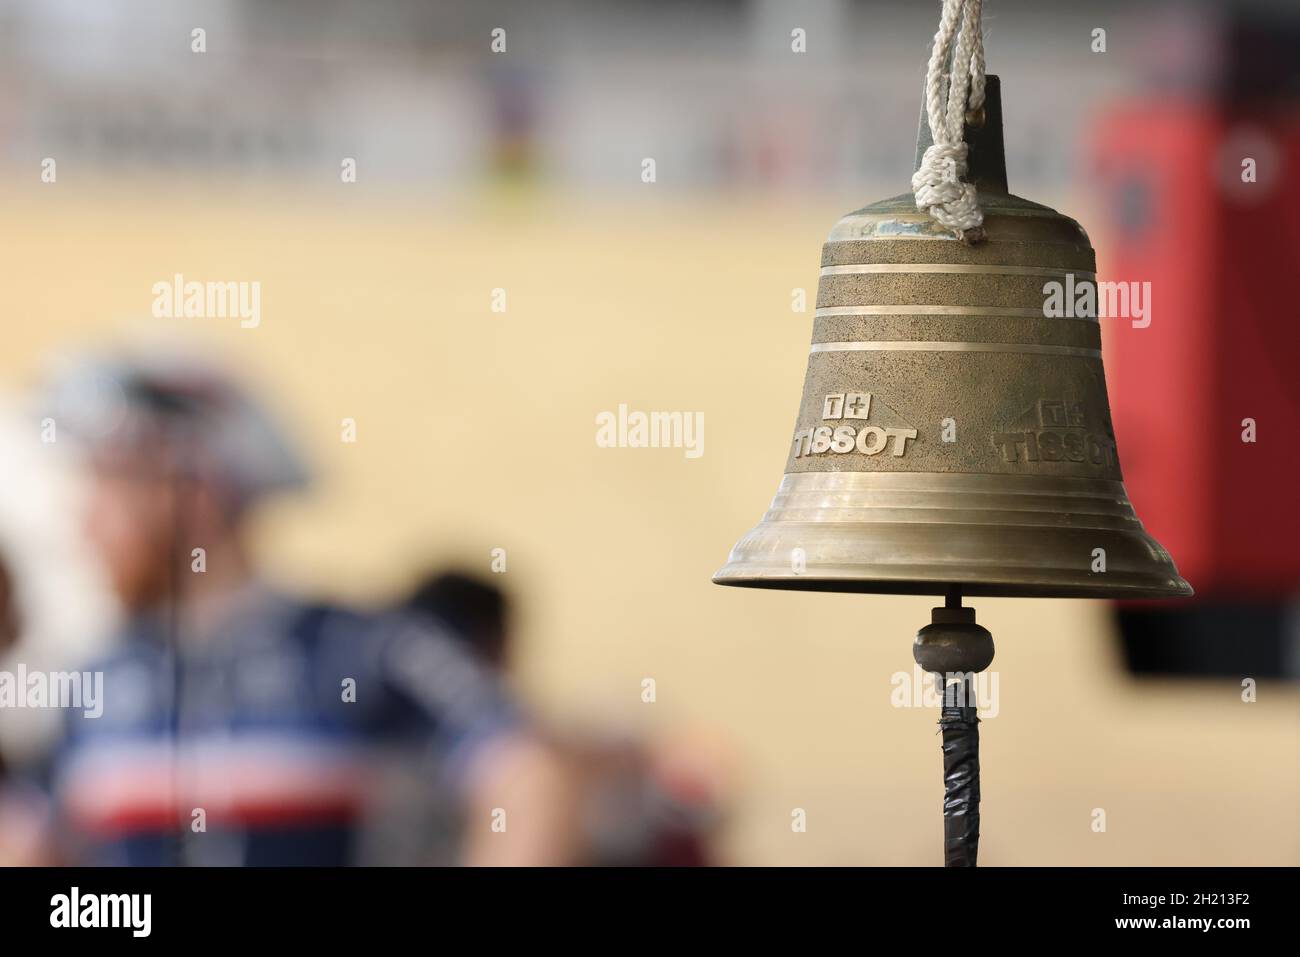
[713,472,1193,600]
[711,570,1194,600]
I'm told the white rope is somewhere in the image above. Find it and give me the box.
[911,0,987,242]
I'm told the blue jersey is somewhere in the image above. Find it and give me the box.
[50,589,516,865]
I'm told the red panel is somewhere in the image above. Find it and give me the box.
[1090,101,1300,597]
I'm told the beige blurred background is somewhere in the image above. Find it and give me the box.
[0,0,1296,864]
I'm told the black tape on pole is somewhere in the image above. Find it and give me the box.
[940,675,981,867]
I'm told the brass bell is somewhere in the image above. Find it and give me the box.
[714,76,1191,601]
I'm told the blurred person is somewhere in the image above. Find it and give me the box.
[28,351,576,866]
[0,404,119,769]
[0,558,19,660]
[349,572,514,864]
[405,570,728,866]
[0,556,17,788]
[0,404,119,866]
[407,571,511,670]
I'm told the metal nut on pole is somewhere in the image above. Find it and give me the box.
[913,606,994,675]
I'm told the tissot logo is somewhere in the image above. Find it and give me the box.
[792,392,918,460]
[49,887,151,938]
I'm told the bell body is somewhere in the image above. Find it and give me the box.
[714,78,1191,599]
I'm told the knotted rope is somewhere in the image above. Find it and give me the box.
[911,0,987,243]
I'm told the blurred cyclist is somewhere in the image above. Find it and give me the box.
[36,351,575,866]
[406,570,726,866]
